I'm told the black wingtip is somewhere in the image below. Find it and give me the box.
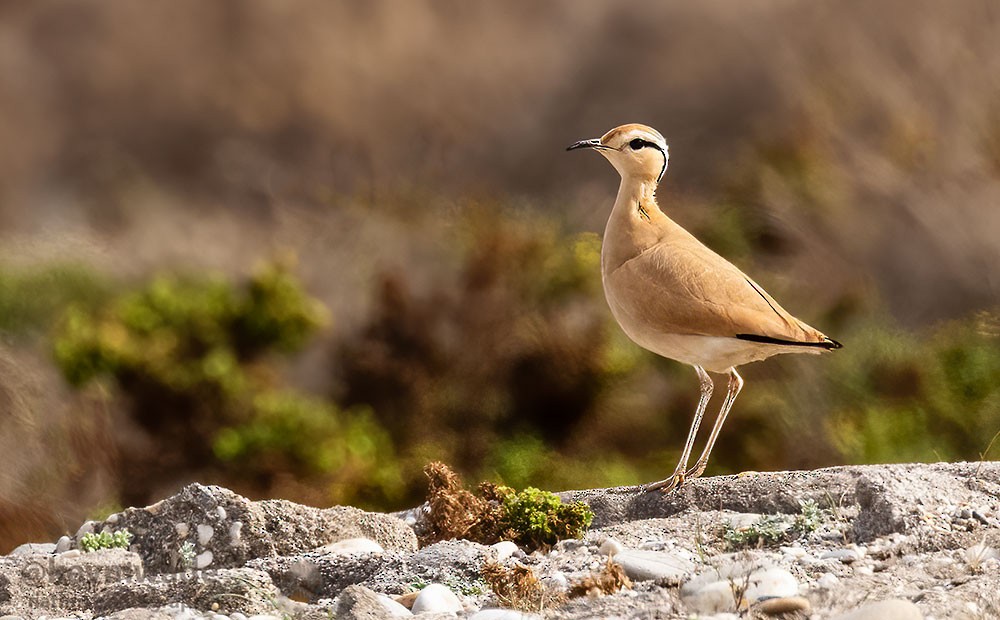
[736,333,843,350]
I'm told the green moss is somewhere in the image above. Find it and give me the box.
[499,487,593,549]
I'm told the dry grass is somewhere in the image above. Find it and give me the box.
[481,561,564,612]
[568,558,633,598]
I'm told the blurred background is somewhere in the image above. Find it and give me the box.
[1,0,999,552]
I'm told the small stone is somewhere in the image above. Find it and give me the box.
[830,599,923,620]
[106,512,120,524]
[780,545,806,558]
[198,523,215,545]
[75,521,96,539]
[614,549,695,582]
[230,521,243,545]
[196,550,214,569]
[599,537,624,557]
[411,583,462,614]
[376,594,413,617]
[217,506,228,520]
[10,542,56,556]
[490,540,519,562]
[756,596,811,615]
[744,568,798,603]
[230,614,248,620]
[853,564,874,576]
[681,579,735,613]
[0,615,27,620]
[316,537,384,556]
[175,522,190,538]
[821,547,865,564]
[817,573,840,589]
[56,535,72,553]
[395,591,419,609]
[60,549,82,559]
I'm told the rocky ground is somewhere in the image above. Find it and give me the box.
[2,462,999,620]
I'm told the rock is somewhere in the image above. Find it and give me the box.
[744,567,798,602]
[336,585,412,618]
[755,596,811,614]
[489,541,519,563]
[362,540,491,595]
[92,568,279,616]
[681,565,798,613]
[816,572,840,589]
[598,538,624,557]
[0,548,143,616]
[830,598,923,620]
[249,549,403,601]
[411,584,462,614]
[55,537,72,554]
[469,610,541,620]
[315,537,384,556]
[613,549,695,582]
[8,543,56,556]
[821,547,865,563]
[83,483,418,574]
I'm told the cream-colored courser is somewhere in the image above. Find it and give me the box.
[568,123,841,493]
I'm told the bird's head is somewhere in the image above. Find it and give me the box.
[567,123,669,184]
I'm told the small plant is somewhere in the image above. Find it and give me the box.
[481,561,562,611]
[721,515,788,550]
[568,558,632,598]
[792,499,824,535]
[79,529,133,552]
[422,462,594,551]
[179,541,196,571]
[721,500,830,550]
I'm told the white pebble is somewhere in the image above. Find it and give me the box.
[60,549,82,559]
[411,583,462,614]
[376,594,413,617]
[599,537,624,557]
[681,578,735,613]
[830,599,922,620]
[821,547,865,563]
[105,513,119,524]
[55,536,72,553]
[490,540,519,562]
[196,550,214,569]
[817,572,840,589]
[229,521,243,546]
[744,567,798,602]
[316,537,384,556]
[197,524,215,545]
[216,506,227,520]
[175,523,189,538]
[615,549,695,582]
[75,521,95,539]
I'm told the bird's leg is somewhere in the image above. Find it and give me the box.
[685,368,744,480]
[644,366,714,493]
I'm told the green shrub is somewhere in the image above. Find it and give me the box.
[498,486,594,549]
[0,263,111,340]
[53,260,402,507]
[79,529,133,552]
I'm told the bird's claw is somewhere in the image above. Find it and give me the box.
[643,471,685,494]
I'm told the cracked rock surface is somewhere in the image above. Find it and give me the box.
[1,463,998,619]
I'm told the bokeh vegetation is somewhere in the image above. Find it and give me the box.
[0,1,998,551]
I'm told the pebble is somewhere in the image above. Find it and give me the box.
[10,542,56,556]
[830,599,923,620]
[198,523,215,545]
[60,549,82,559]
[0,615,26,620]
[614,549,695,582]
[196,550,214,569]
[376,594,414,617]
[411,584,463,614]
[599,537,624,557]
[175,522,189,538]
[821,547,865,564]
[744,567,798,602]
[55,535,72,553]
[316,537,384,556]
[490,540,519,562]
[229,521,243,546]
[817,572,840,589]
[682,579,736,614]
[756,596,811,615]
[469,610,540,620]
[75,521,95,539]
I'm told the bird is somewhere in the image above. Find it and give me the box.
[567,123,841,493]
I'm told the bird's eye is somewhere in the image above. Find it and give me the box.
[629,138,646,150]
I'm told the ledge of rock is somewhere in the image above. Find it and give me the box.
[1,462,998,619]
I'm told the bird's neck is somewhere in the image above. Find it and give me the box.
[602,177,668,275]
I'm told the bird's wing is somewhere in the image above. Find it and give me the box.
[607,237,831,345]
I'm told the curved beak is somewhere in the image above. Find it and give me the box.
[566,138,610,152]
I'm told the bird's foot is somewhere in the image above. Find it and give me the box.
[684,461,707,481]
[643,471,685,494]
